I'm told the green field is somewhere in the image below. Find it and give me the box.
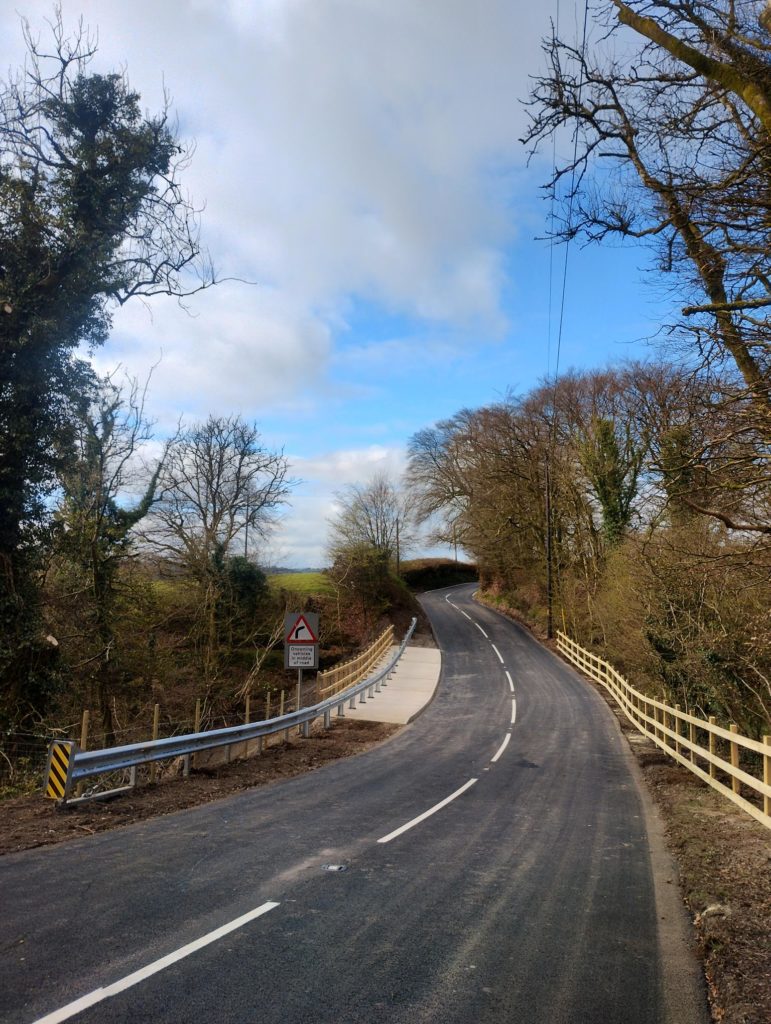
[267,571,334,596]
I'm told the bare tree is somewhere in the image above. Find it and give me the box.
[51,372,166,740]
[522,0,771,537]
[328,472,414,569]
[145,415,291,685]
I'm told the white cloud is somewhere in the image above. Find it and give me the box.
[291,445,406,485]
[90,282,333,426]
[4,0,542,323]
[2,1,552,562]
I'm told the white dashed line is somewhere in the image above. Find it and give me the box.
[490,733,511,763]
[505,671,514,692]
[377,779,478,844]
[30,902,280,1024]
[475,623,489,639]
[460,610,472,621]
[511,699,517,725]
[491,644,504,664]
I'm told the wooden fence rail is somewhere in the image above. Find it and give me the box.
[556,631,771,831]
[317,625,395,698]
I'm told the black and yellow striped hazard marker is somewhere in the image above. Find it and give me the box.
[45,740,75,800]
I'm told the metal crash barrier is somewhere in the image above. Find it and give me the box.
[44,618,416,806]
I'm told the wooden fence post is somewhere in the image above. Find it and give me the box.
[708,717,717,778]
[730,724,740,795]
[675,705,682,755]
[764,735,770,820]
[689,720,696,764]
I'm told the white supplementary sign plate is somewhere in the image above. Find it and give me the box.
[287,644,317,668]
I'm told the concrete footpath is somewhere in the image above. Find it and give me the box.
[343,645,442,725]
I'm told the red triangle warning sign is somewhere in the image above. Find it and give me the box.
[285,614,318,644]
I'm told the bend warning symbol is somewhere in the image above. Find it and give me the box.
[285,613,318,644]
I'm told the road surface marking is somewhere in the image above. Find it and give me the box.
[491,644,504,663]
[460,610,472,621]
[505,671,514,692]
[491,733,511,763]
[511,699,517,725]
[30,901,280,1024]
[377,779,478,844]
[475,623,489,639]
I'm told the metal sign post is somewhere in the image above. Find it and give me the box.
[284,613,319,735]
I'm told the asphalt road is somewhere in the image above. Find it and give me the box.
[0,584,708,1024]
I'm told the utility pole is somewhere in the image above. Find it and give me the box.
[244,491,249,558]
[545,457,553,640]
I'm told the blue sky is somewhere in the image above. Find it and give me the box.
[3,1,674,566]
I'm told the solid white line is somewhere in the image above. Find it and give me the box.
[31,901,280,1024]
[377,779,478,844]
[474,622,489,639]
[491,733,511,763]
[505,670,514,692]
[511,699,517,725]
[491,644,504,664]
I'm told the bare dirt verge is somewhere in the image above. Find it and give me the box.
[0,719,398,858]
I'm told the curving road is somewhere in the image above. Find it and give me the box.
[0,584,707,1024]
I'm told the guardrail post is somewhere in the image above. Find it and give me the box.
[324,709,331,730]
[764,735,770,819]
[184,699,201,776]
[709,717,717,778]
[149,703,160,783]
[730,724,740,795]
[281,691,289,742]
[76,709,90,797]
[337,700,345,717]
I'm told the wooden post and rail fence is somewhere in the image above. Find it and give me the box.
[556,631,771,831]
[316,625,395,698]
